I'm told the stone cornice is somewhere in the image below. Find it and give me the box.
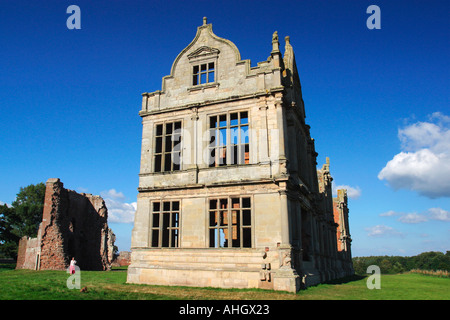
[139,86,285,117]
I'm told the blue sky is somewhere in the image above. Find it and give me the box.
[1,0,448,256]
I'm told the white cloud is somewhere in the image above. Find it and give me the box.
[432,111,450,121]
[101,189,136,224]
[380,207,450,224]
[366,225,403,237]
[379,210,398,217]
[378,112,450,198]
[101,189,126,201]
[398,213,428,224]
[427,207,450,221]
[333,184,361,199]
[398,120,445,151]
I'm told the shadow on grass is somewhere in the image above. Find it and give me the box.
[110,266,128,272]
[0,262,16,271]
[322,274,366,285]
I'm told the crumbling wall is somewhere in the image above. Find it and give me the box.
[38,178,68,270]
[16,236,40,270]
[16,178,115,271]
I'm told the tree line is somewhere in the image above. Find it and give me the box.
[0,183,46,259]
[353,251,450,275]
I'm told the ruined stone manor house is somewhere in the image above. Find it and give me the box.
[127,18,353,292]
[16,178,115,271]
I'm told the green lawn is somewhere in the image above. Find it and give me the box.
[296,273,449,300]
[0,265,448,300]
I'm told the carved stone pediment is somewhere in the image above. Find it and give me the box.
[187,46,220,60]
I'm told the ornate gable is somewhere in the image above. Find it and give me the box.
[187,46,220,61]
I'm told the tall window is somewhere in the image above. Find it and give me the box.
[208,111,249,167]
[154,121,182,172]
[151,201,180,248]
[208,197,252,248]
[193,62,215,85]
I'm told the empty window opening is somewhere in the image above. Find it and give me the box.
[208,197,252,248]
[208,111,249,167]
[154,121,182,172]
[151,200,180,248]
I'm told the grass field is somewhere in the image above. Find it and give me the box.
[0,264,448,300]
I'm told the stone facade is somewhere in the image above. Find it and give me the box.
[16,178,115,271]
[333,189,353,275]
[127,18,353,292]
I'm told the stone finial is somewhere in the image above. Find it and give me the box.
[271,31,280,53]
[324,157,330,171]
[203,17,207,25]
[285,35,290,45]
[272,31,279,42]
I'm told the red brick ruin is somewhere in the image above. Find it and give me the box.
[16,178,115,271]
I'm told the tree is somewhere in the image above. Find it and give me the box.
[392,262,405,274]
[11,182,46,238]
[0,183,46,259]
[379,258,393,274]
[0,204,20,258]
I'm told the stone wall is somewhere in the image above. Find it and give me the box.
[16,178,115,271]
[112,251,131,267]
[16,236,40,270]
[333,189,354,276]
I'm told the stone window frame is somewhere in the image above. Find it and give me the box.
[150,200,181,248]
[207,110,250,167]
[153,120,183,173]
[192,61,215,85]
[187,47,219,91]
[208,196,252,248]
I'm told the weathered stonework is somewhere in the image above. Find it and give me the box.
[127,18,353,292]
[112,251,131,267]
[16,178,115,271]
[333,189,354,276]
